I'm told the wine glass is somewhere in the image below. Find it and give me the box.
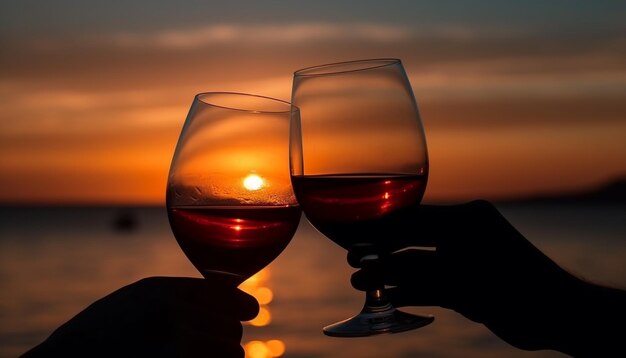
[289,59,433,337]
[166,92,301,286]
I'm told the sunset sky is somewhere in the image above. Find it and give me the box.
[1,0,625,204]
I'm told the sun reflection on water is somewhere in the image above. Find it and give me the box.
[244,340,286,358]
[240,268,285,357]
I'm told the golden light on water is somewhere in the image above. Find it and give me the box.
[240,269,285,357]
[240,269,270,288]
[265,340,286,356]
[243,174,265,191]
[254,286,274,305]
[244,340,286,358]
[245,341,269,358]
[248,306,271,327]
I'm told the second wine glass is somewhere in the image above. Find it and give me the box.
[289,59,433,337]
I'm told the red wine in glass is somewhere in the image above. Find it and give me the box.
[168,206,301,284]
[291,174,427,250]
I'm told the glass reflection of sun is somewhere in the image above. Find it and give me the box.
[243,174,264,191]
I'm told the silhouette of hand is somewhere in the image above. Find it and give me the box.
[349,201,624,356]
[21,276,259,358]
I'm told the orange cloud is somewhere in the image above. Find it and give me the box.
[112,23,412,49]
[1,19,625,204]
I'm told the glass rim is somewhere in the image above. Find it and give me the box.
[293,58,401,77]
[195,91,297,114]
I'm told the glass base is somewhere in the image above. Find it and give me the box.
[323,307,434,337]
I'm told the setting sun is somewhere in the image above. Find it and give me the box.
[243,174,265,191]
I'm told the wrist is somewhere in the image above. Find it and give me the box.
[550,277,625,357]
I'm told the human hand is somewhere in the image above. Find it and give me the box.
[349,201,587,354]
[21,276,259,358]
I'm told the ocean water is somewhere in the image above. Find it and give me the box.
[0,203,624,358]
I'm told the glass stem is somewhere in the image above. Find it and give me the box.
[364,288,393,312]
[360,253,394,313]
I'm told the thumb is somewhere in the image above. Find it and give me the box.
[233,289,260,321]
